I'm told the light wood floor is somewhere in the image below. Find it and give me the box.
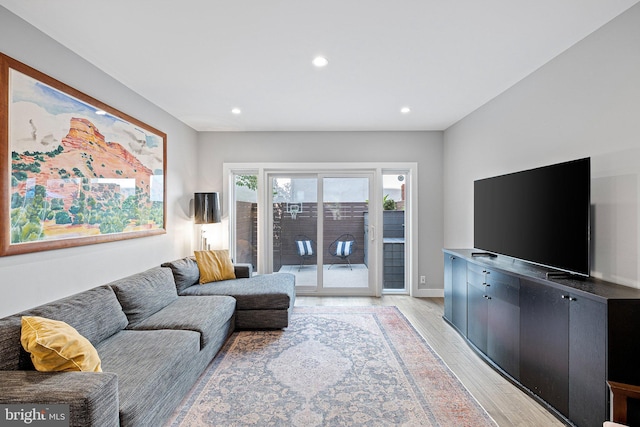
[295,295,564,427]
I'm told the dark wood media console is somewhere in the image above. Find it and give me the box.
[443,248,640,427]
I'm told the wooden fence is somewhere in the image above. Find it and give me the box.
[234,201,367,271]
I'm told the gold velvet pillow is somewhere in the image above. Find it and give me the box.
[194,250,236,283]
[20,316,102,372]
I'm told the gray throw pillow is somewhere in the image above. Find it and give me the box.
[161,257,200,293]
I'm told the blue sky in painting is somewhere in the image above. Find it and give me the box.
[12,75,116,125]
[10,69,163,170]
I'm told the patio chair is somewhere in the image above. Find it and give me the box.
[328,233,356,270]
[294,235,315,271]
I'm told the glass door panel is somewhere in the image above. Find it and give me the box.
[272,176,318,289]
[382,173,407,292]
[233,173,258,269]
[322,176,371,290]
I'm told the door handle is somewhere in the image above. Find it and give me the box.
[370,225,375,241]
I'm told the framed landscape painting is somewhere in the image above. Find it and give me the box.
[0,53,166,256]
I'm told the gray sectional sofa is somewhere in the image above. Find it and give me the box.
[0,258,295,427]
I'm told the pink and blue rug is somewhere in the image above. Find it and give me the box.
[168,306,496,426]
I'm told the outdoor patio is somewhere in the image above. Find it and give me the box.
[278,264,369,288]
[236,200,405,291]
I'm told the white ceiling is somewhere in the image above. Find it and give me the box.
[2,0,638,132]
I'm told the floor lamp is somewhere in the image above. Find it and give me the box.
[194,192,221,250]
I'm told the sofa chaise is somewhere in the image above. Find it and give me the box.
[0,259,295,427]
[162,257,296,329]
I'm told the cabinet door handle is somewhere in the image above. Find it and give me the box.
[450,256,455,260]
[561,295,570,299]
[569,297,577,301]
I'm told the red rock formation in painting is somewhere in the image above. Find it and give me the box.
[60,117,153,180]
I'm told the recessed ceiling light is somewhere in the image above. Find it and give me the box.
[400,107,411,114]
[95,110,107,115]
[231,108,242,115]
[312,56,328,67]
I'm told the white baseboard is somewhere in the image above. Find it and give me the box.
[411,288,444,298]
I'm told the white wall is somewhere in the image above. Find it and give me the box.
[0,8,199,316]
[444,4,640,287]
[197,131,444,292]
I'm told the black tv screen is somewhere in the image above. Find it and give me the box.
[474,158,590,276]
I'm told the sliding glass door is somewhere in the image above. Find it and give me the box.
[227,162,416,297]
[269,172,375,295]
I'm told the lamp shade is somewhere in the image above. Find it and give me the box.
[194,192,221,224]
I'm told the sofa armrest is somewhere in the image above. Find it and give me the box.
[0,371,120,427]
[234,263,253,278]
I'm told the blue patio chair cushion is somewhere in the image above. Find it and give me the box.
[296,240,313,256]
[336,241,354,257]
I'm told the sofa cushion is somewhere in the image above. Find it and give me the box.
[25,285,128,345]
[109,267,178,328]
[0,317,29,371]
[194,250,236,283]
[129,296,236,349]
[0,286,128,371]
[161,257,200,293]
[95,329,200,427]
[180,273,295,311]
[21,316,102,372]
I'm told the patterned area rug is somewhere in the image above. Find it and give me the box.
[168,306,496,426]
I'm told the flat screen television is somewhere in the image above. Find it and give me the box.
[474,157,590,277]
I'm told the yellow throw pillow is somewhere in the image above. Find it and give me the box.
[21,316,102,372]
[194,249,236,283]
